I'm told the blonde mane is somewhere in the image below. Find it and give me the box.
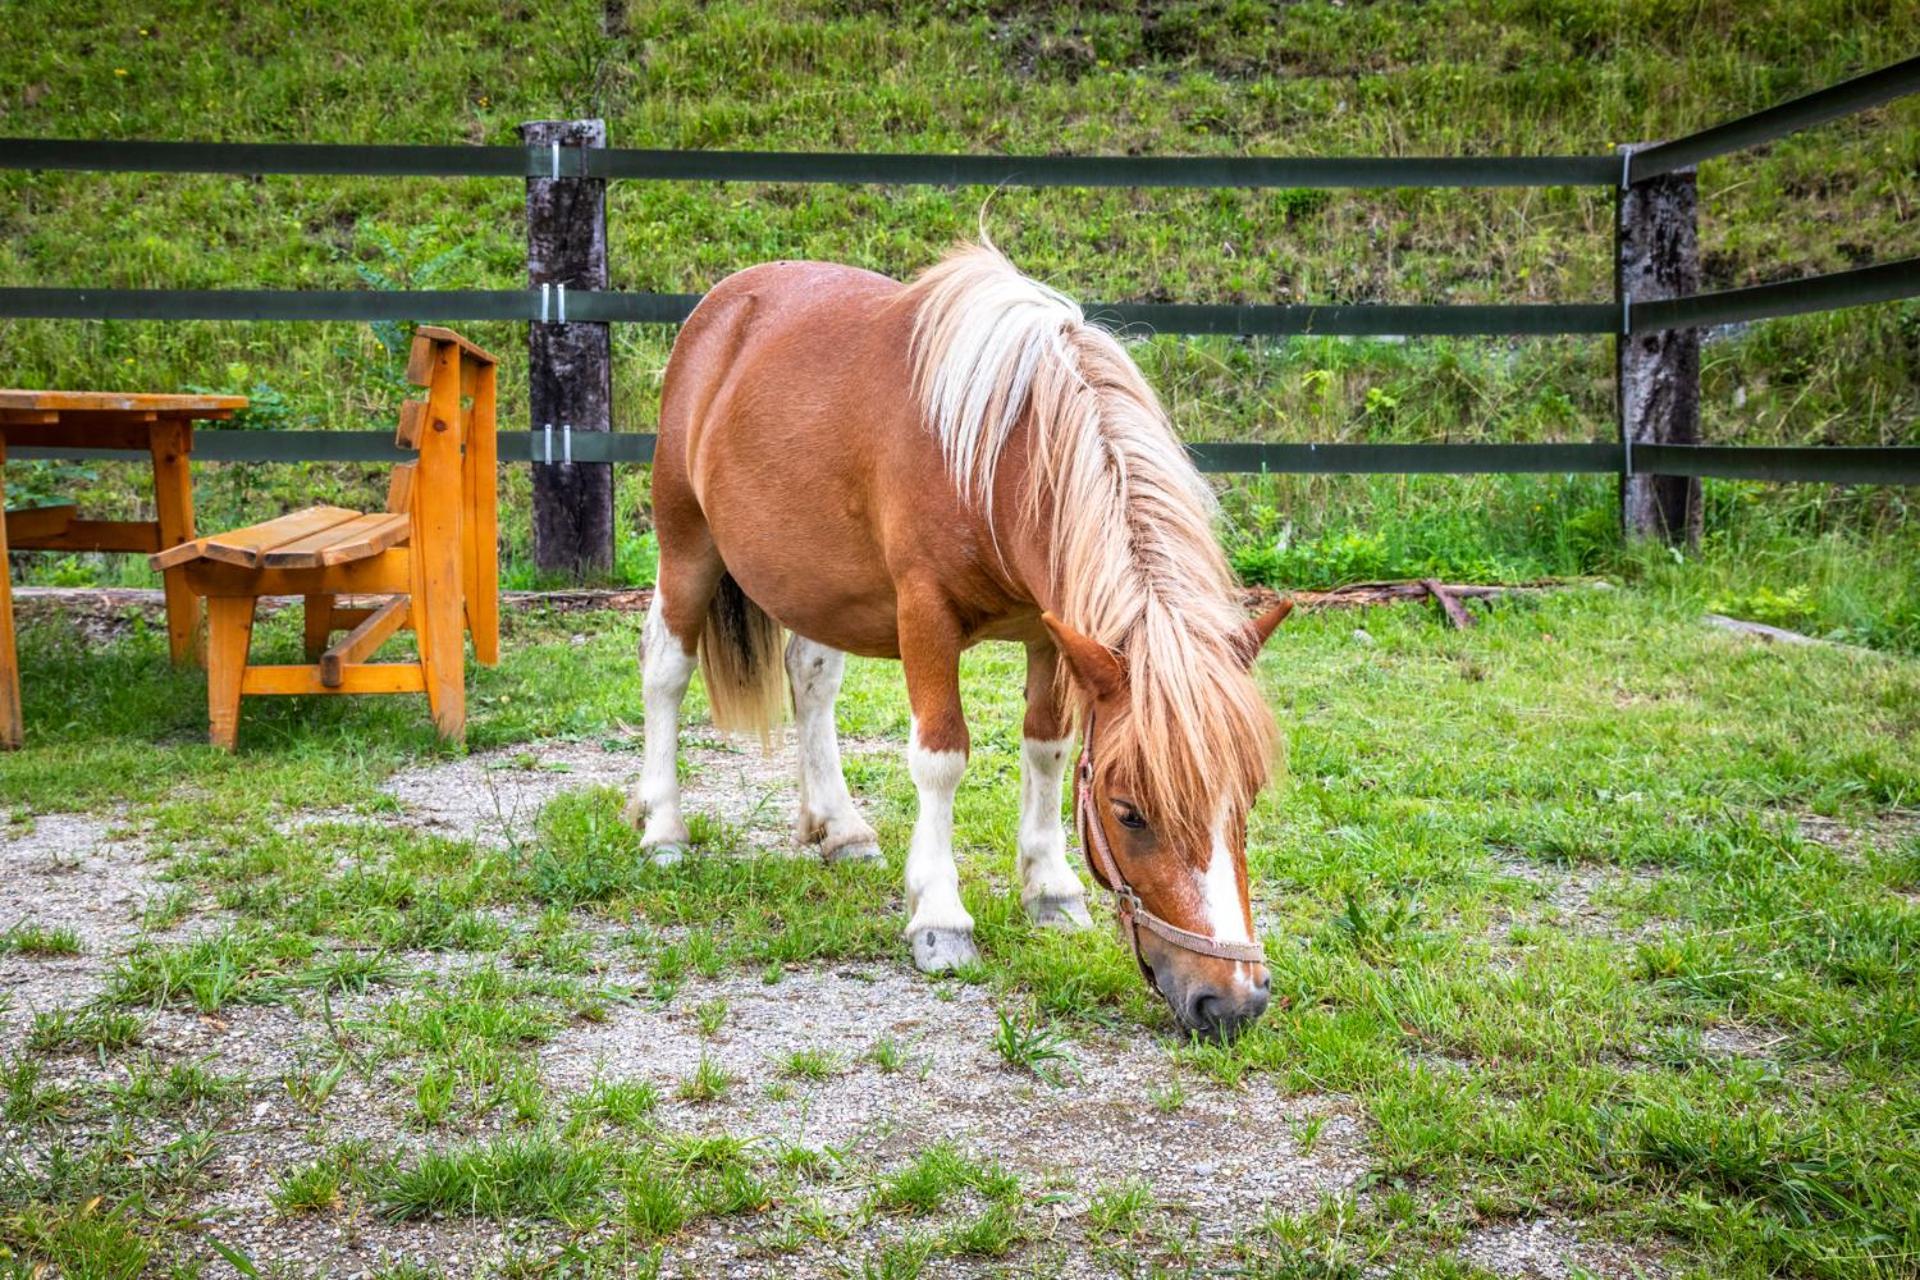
[903,243,1276,845]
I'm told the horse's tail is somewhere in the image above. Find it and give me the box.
[698,573,788,742]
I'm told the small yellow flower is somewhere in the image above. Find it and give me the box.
[114,68,127,77]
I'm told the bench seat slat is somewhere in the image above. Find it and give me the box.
[153,505,362,571]
[262,512,411,569]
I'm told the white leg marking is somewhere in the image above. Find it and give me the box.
[624,593,697,859]
[1199,806,1262,991]
[903,718,975,970]
[1018,735,1089,926]
[786,636,880,861]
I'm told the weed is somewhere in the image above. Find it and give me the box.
[375,1134,608,1228]
[2,1055,73,1124]
[874,1142,1018,1216]
[571,1077,659,1129]
[991,1010,1074,1085]
[1087,1180,1155,1237]
[272,1156,348,1214]
[0,922,81,956]
[623,1167,690,1241]
[1294,1116,1328,1156]
[27,1005,145,1054]
[779,1046,840,1080]
[676,1053,736,1103]
[868,1035,905,1073]
[1148,1078,1187,1113]
[940,1201,1024,1256]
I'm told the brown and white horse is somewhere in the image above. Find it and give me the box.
[624,243,1289,1038]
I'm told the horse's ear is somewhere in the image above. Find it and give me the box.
[1041,612,1126,701]
[1235,599,1294,668]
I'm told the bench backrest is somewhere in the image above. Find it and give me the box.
[397,326,499,657]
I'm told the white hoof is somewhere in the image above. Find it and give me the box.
[645,843,687,868]
[911,927,979,974]
[823,836,884,865]
[1025,893,1093,930]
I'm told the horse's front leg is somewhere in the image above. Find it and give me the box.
[898,589,978,973]
[1020,640,1092,928]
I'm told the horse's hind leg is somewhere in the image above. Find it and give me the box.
[786,635,881,863]
[622,534,723,863]
[1019,640,1092,928]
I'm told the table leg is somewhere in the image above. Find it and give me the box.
[151,419,201,666]
[0,436,21,748]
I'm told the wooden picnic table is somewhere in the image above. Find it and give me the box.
[0,390,246,747]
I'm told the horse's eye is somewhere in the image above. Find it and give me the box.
[1115,805,1148,832]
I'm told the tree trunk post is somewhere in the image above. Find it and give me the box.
[521,118,613,579]
[1616,142,1703,548]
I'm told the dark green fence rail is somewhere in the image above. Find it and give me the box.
[2,258,1912,335]
[0,138,1620,189]
[12,431,1920,485]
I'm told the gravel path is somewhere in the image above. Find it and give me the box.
[2,735,1674,1278]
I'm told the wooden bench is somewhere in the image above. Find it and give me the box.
[152,327,499,749]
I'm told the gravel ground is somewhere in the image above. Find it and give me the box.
[1,812,165,1031]
[2,734,1677,1278]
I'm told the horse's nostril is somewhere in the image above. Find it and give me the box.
[1185,985,1270,1040]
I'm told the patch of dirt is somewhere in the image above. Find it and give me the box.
[1700,1022,1787,1060]
[0,814,165,1024]
[378,732,895,854]
[1795,809,1920,860]
[1460,1217,1668,1279]
[548,963,1370,1223]
[1488,853,1662,942]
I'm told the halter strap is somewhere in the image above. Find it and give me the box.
[1073,708,1268,968]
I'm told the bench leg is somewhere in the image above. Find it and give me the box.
[206,596,256,751]
[151,421,202,667]
[303,594,335,661]
[0,439,19,750]
[414,570,466,743]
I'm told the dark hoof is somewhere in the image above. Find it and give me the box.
[910,927,979,974]
[1025,893,1093,929]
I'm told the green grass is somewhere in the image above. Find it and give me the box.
[777,1046,842,1081]
[375,1133,610,1228]
[873,1141,1020,1216]
[675,1052,737,1103]
[0,922,82,957]
[27,1005,146,1055]
[989,1009,1075,1084]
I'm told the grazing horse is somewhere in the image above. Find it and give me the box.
[624,243,1290,1038]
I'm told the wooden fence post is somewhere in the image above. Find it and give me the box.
[521,118,614,578]
[1616,142,1703,548]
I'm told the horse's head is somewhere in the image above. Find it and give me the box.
[1042,602,1291,1041]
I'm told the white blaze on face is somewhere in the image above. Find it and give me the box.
[1197,805,1254,946]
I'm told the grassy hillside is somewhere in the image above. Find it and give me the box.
[1,0,1916,640]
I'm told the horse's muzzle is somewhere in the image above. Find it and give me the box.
[1160,964,1271,1041]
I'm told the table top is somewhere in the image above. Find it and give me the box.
[0,390,248,416]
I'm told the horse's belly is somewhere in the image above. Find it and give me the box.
[699,467,905,659]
